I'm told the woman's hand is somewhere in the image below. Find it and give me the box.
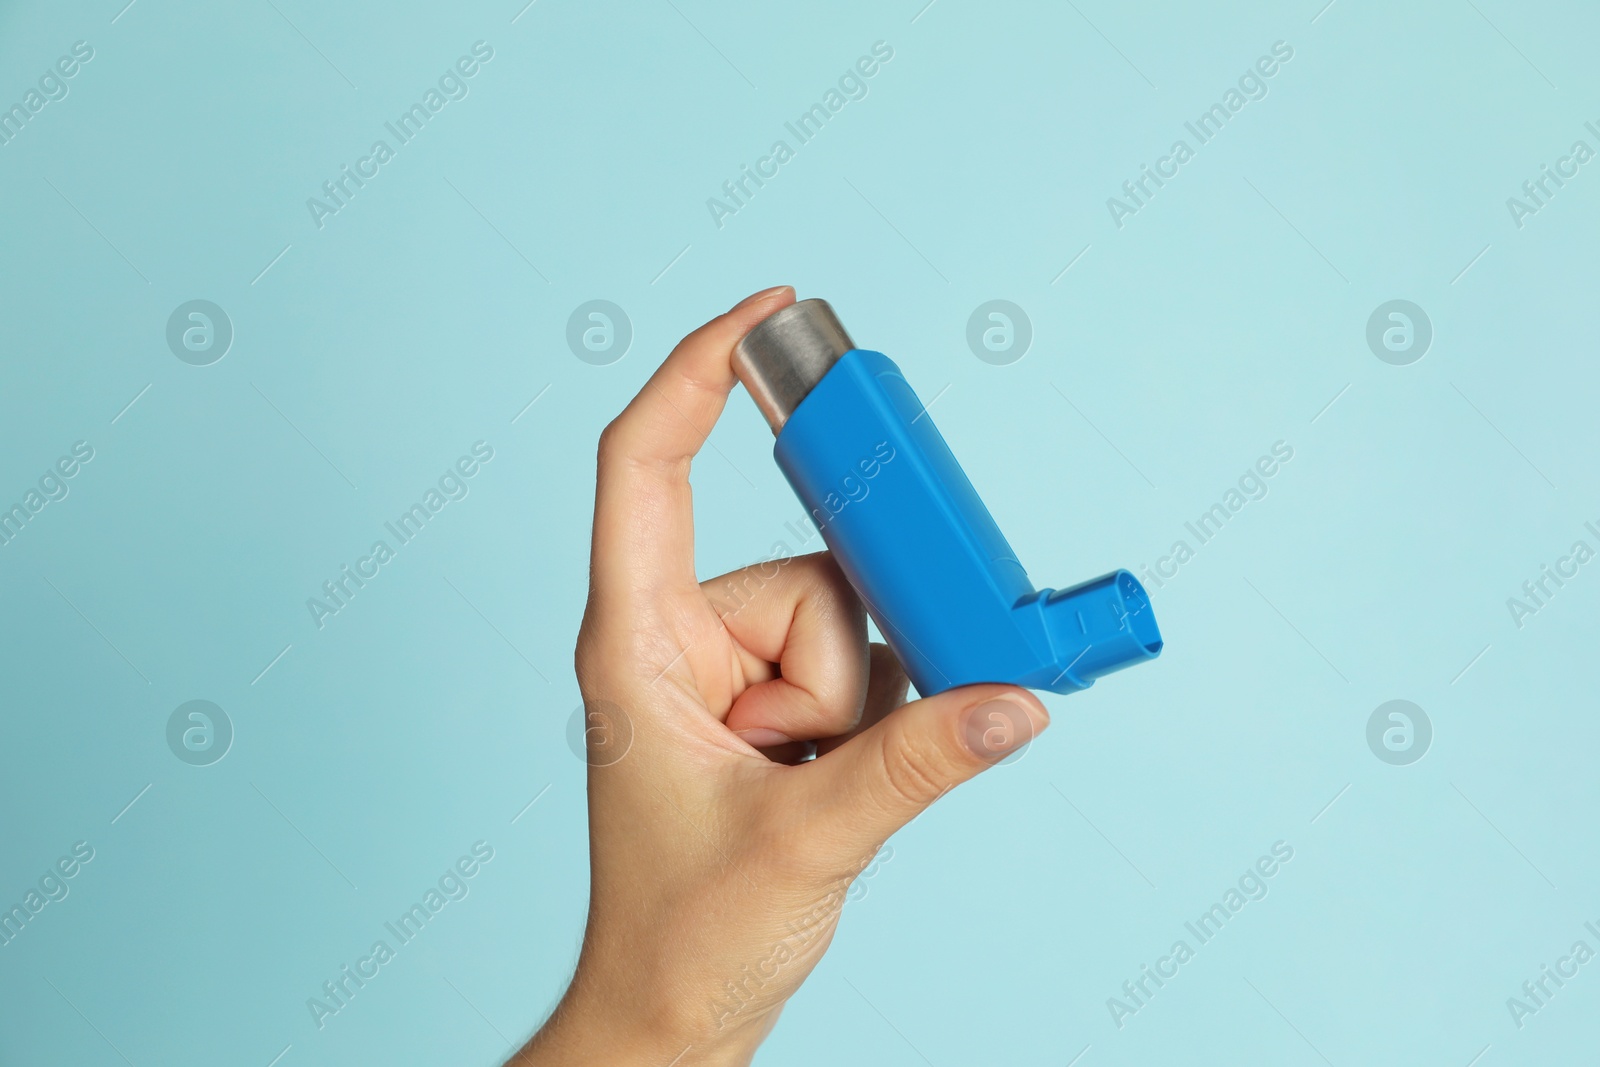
[516,286,1049,1066]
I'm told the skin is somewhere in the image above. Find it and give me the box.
[514,286,1049,1065]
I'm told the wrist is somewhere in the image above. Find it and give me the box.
[516,970,766,1067]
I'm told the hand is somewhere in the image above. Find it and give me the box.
[515,286,1050,1066]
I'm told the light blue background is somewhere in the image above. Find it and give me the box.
[2,0,1597,1064]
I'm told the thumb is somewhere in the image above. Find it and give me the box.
[812,684,1049,855]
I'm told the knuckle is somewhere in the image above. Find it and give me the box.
[805,691,862,736]
[573,630,599,682]
[869,644,909,689]
[595,417,628,463]
[877,732,951,809]
[573,635,612,696]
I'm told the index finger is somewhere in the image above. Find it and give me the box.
[589,285,795,602]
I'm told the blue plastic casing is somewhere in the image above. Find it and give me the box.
[773,348,1162,697]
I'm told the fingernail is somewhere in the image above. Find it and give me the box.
[735,727,795,748]
[962,698,1048,762]
[731,285,793,311]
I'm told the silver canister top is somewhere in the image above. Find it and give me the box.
[733,298,854,433]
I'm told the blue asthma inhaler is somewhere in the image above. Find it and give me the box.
[732,299,1162,697]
